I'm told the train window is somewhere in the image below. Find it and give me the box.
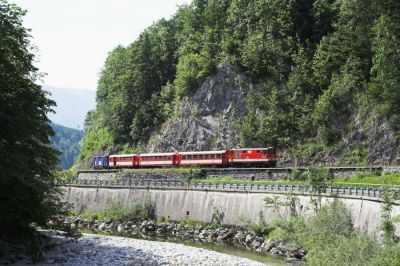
[257,150,261,153]
[216,154,221,159]
[199,155,203,159]
[193,155,197,159]
[243,151,247,154]
[262,150,267,155]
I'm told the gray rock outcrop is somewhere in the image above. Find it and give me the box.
[147,64,259,152]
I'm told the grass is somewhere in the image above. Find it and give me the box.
[178,219,220,229]
[192,173,400,188]
[334,173,400,187]
[193,176,301,185]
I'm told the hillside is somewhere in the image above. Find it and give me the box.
[77,0,399,168]
[51,123,83,169]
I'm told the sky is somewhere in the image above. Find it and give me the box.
[11,0,190,91]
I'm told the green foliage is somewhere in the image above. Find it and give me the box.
[302,199,354,246]
[50,123,83,169]
[0,0,62,240]
[287,169,307,181]
[380,188,400,245]
[335,173,400,186]
[175,52,215,99]
[77,198,156,222]
[211,206,222,227]
[306,233,378,266]
[78,128,113,162]
[248,212,270,236]
[55,166,77,182]
[306,166,333,191]
[97,198,156,222]
[369,244,400,266]
[369,1,400,130]
[179,219,210,228]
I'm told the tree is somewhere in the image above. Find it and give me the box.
[0,0,60,239]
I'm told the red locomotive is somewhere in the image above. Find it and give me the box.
[94,147,277,169]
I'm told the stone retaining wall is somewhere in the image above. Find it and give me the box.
[77,170,198,181]
[77,166,390,182]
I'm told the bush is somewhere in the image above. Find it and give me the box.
[306,166,333,191]
[306,233,377,266]
[96,198,156,222]
[369,244,400,266]
[287,169,307,181]
[301,199,354,247]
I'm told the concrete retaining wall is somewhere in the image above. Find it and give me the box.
[62,186,400,235]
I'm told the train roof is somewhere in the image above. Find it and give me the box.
[179,150,227,155]
[139,152,177,156]
[109,154,137,157]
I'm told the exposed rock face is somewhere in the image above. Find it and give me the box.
[278,113,399,166]
[148,64,259,152]
[365,117,398,164]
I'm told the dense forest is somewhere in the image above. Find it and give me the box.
[79,0,400,164]
[50,123,83,169]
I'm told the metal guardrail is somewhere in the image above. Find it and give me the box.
[59,179,390,198]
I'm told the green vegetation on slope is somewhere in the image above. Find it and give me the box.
[195,172,400,188]
[262,194,400,265]
[50,123,83,169]
[79,0,400,163]
[0,0,63,241]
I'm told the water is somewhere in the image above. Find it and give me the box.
[172,239,287,266]
[88,230,288,265]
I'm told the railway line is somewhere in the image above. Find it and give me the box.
[78,166,385,174]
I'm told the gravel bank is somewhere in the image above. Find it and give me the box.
[41,232,268,265]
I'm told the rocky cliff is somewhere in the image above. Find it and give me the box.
[147,64,260,152]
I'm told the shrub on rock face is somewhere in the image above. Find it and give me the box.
[0,0,61,240]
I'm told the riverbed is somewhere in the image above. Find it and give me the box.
[40,231,272,265]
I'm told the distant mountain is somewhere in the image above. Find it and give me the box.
[50,122,83,169]
[44,85,96,129]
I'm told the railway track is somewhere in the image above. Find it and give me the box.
[77,166,384,174]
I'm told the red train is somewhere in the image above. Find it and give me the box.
[94,147,277,169]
